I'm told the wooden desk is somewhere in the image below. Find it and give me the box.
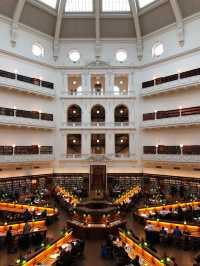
[119,231,166,266]
[55,186,79,206]
[0,220,47,237]
[146,220,200,238]
[0,202,58,217]
[113,186,141,205]
[137,201,200,218]
[20,231,73,266]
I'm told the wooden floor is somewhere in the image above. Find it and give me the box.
[0,200,199,266]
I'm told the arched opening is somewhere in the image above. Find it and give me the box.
[114,105,129,125]
[91,105,105,126]
[115,134,129,157]
[67,105,82,125]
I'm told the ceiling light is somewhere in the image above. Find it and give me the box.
[73,110,77,114]
[120,110,124,114]
[69,50,80,63]
[96,80,100,85]
[116,49,127,63]
[73,139,76,143]
[73,81,77,85]
[96,110,100,114]
[97,139,100,143]
[120,139,124,143]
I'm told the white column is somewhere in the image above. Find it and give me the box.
[61,100,67,126]
[106,132,115,157]
[128,71,134,94]
[61,71,68,94]
[83,103,91,127]
[106,101,114,126]
[82,132,91,156]
[105,70,114,95]
[82,70,90,94]
[60,132,67,158]
[129,132,135,157]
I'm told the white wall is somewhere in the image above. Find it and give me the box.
[0,14,200,173]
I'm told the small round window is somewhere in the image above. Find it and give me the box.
[69,50,81,63]
[116,49,127,63]
[32,43,44,57]
[152,42,164,58]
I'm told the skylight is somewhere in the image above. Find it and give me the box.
[38,0,57,9]
[138,0,157,8]
[102,0,130,12]
[65,0,93,12]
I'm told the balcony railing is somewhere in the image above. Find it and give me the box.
[61,90,135,98]
[141,67,200,96]
[142,114,200,128]
[142,106,200,128]
[142,154,200,163]
[0,154,54,163]
[61,153,135,160]
[0,107,55,129]
[0,69,55,97]
[61,122,134,128]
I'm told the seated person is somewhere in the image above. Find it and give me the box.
[23,209,32,222]
[6,226,13,251]
[173,226,182,238]
[41,209,47,218]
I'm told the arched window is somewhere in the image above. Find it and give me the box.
[67,105,82,124]
[91,105,105,124]
[114,105,129,124]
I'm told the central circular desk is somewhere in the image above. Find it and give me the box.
[67,200,126,239]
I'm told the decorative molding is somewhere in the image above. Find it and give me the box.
[10,0,26,46]
[129,0,143,60]
[169,0,184,47]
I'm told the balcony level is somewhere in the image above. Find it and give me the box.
[0,154,54,163]
[142,106,200,129]
[141,67,200,97]
[0,145,54,163]
[0,107,55,130]
[142,154,200,163]
[0,69,55,98]
[143,145,200,163]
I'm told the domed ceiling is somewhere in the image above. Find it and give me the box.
[0,0,200,59]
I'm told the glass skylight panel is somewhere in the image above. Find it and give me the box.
[65,0,93,12]
[102,0,130,12]
[38,0,57,8]
[138,0,157,8]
